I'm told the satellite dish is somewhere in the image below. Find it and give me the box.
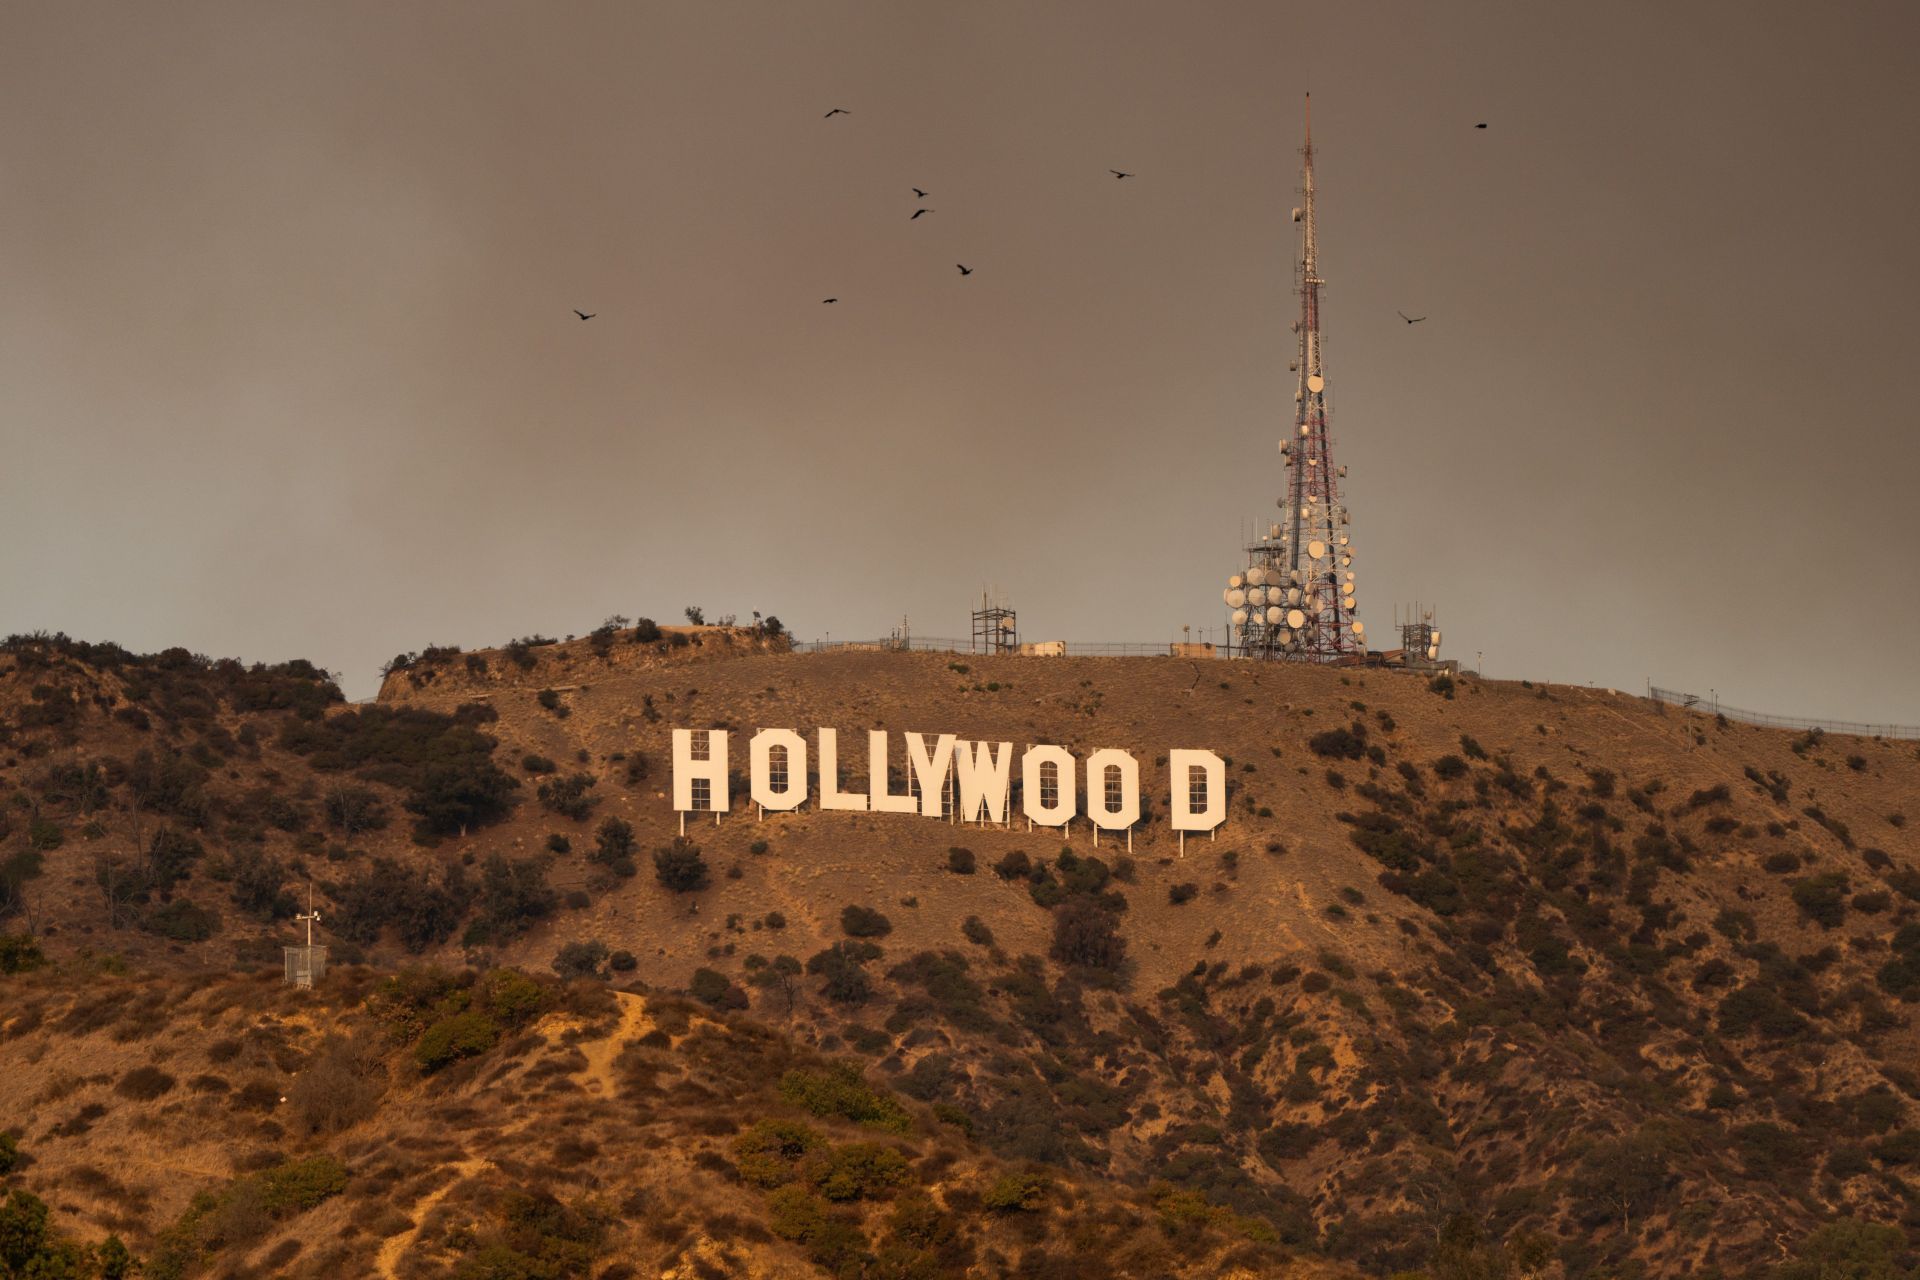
[1278,627,1293,643]
[1286,609,1306,629]
[1247,587,1265,606]
[1340,556,1352,567]
[1246,567,1266,586]
[1352,621,1365,635]
[1337,465,1347,477]
[1229,574,1244,589]
[1300,424,1310,436]
[1288,361,1298,372]
[1287,587,1301,604]
[1294,390,1302,402]
[1269,524,1281,539]
[1221,588,1233,605]
[1344,571,1355,582]
[1427,645,1440,660]
[1307,375,1325,393]
[1265,605,1284,624]
[1307,539,1327,558]
[1279,440,1291,455]
[1227,589,1246,608]
[1231,608,1249,625]
[1291,207,1302,222]
[1001,618,1015,630]
[1289,569,1303,584]
[1432,630,1442,644]
[1338,534,1349,545]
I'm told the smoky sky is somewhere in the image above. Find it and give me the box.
[3,1,1917,718]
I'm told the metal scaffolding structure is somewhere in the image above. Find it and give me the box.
[971,593,1018,655]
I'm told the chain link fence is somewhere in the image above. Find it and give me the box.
[1650,686,1920,741]
[791,636,1196,659]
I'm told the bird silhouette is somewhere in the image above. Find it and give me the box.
[912,188,928,198]
[1475,122,1487,129]
[1110,169,1133,179]
[574,310,596,320]
[822,297,838,304]
[824,108,849,118]
[1397,311,1426,324]
[910,209,932,220]
[956,264,973,276]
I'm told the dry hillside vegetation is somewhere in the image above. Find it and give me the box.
[3,627,1920,1278]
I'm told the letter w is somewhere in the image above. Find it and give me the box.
[953,740,1013,824]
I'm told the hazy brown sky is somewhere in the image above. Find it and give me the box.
[4,1,1917,717]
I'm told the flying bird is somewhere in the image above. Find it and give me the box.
[912,188,928,198]
[1110,169,1133,179]
[574,310,595,320]
[910,209,932,220]
[1397,311,1426,324]
[956,264,973,276]
[1475,122,1487,129]
[822,297,838,304]
[824,108,849,118]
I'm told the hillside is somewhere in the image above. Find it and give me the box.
[3,627,1920,1278]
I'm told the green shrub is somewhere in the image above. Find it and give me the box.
[813,1142,911,1201]
[552,940,609,980]
[779,1062,912,1133]
[734,1119,823,1187]
[521,753,557,774]
[0,1133,17,1175]
[841,905,892,938]
[808,942,881,1004]
[537,773,598,821]
[764,1186,869,1273]
[1050,897,1126,971]
[653,838,709,892]
[992,851,1032,880]
[690,967,747,1009]
[414,1011,501,1072]
[1791,872,1851,928]
[1169,883,1198,905]
[322,784,389,833]
[591,817,637,876]
[1772,1219,1911,1280]
[946,847,976,875]
[1308,726,1367,760]
[258,1155,348,1213]
[0,934,46,975]
[961,916,994,947]
[116,1066,177,1100]
[1432,755,1468,780]
[981,1168,1051,1212]
[144,899,220,942]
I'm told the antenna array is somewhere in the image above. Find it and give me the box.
[1222,95,1365,662]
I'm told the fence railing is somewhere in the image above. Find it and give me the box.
[790,636,1206,659]
[1650,686,1920,741]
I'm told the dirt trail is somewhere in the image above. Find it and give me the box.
[578,991,652,1096]
[373,1156,491,1279]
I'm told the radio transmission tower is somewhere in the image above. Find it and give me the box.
[1221,94,1366,661]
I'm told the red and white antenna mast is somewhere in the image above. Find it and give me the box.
[1219,94,1365,660]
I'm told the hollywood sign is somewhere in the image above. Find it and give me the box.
[671,729,1226,841]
